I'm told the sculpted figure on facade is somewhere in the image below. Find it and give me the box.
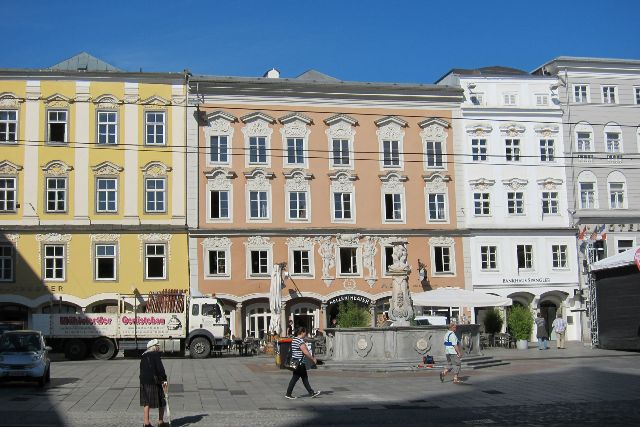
[363,236,378,282]
[317,237,336,281]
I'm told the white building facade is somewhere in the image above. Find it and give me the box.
[438,67,581,341]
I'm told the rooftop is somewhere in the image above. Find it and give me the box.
[48,52,122,72]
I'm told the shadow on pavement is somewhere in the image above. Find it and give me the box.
[170,414,208,426]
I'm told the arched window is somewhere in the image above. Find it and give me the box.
[246,303,271,339]
[574,122,594,161]
[607,171,627,209]
[577,171,598,209]
[603,122,623,161]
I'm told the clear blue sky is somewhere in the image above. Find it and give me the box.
[5,0,640,83]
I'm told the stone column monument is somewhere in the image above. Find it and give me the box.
[387,241,414,326]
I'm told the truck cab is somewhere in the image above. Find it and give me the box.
[186,297,229,358]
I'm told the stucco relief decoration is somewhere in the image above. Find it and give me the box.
[123,94,140,104]
[315,236,336,285]
[354,334,373,358]
[429,236,454,247]
[286,236,314,250]
[499,123,526,137]
[90,234,120,242]
[380,172,408,193]
[205,169,235,191]
[241,112,275,138]
[171,94,186,106]
[141,95,170,108]
[36,233,72,265]
[342,278,357,291]
[138,234,172,262]
[363,236,378,287]
[0,160,23,175]
[209,118,233,134]
[469,178,496,191]
[44,93,71,108]
[244,236,273,248]
[201,237,232,250]
[502,178,528,191]
[413,334,432,355]
[376,123,404,141]
[326,121,355,140]
[419,118,450,140]
[465,124,493,136]
[92,161,124,176]
[423,173,451,193]
[245,169,275,191]
[329,170,357,192]
[534,125,559,138]
[280,113,312,139]
[0,92,22,108]
[94,95,120,110]
[284,169,313,191]
[337,233,361,246]
[537,177,563,190]
[142,161,172,177]
[41,161,73,176]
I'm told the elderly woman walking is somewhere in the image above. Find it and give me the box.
[140,339,169,427]
[285,326,321,399]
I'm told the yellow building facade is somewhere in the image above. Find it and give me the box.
[0,54,188,327]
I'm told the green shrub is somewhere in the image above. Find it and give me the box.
[483,308,503,334]
[336,301,370,328]
[507,305,533,341]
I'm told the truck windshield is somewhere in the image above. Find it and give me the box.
[202,304,222,318]
[0,333,42,353]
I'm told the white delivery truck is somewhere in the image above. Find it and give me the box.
[32,293,229,360]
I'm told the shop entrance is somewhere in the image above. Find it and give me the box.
[540,300,558,337]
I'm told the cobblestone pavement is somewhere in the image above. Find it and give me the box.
[1,343,639,426]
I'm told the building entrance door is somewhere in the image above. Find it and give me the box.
[540,301,557,338]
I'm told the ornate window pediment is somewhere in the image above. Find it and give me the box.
[502,177,528,190]
[418,118,450,137]
[336,233,361,246]
[534,125,559,136]
[205,168,236,191]
[141,95,170,107]
[0,92,22,108]
[141,161,172,177]
[93,94,120,109]
[284,169,313,191]
[44,93,71,107]
[423,172,452,193]
[329,170,357,192]
[499,123,526,136]
[469,178,496,190]
[207,110,237,124]
[244,168,275,191]
[375,116,408,128]
[241,112,276,125]
[41,160,73,176]
[429,236,454,246]
[537,177,563,190]
[379,172,407,192]
[324,114,358,127]
[280,112,312,125]
[375,118,407,140]
[92,161,123,176]
[0,160,23,175]
[244,236,273,247]
[465,124,493,135]
[201,237,232,250]
[206,110,236,137]
[286,236,315,250]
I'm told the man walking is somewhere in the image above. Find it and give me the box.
[440,323,463,384]
[552,313,568,349]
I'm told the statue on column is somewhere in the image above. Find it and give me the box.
[387,241,414,326]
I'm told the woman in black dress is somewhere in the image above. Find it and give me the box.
[140,339,168,427]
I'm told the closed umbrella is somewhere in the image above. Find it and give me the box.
[269,264,282,335]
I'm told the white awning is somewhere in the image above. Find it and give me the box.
[591,246,640,271]
[411,287,512,308]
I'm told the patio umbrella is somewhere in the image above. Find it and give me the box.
[411,287,512,308]
[269,264,282,335]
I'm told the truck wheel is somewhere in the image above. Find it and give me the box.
[65,340,87,360]
[91,338,116,360]
[190,337,211,359]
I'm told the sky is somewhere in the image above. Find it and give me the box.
[5,0,640,84]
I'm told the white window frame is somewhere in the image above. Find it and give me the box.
[376,120,405,170]
[248,136,268,165]
[0,177,17,212]
[0,243,15,282]
[206,249,229,278]
[284,137,305,167]
[539,139,555,162]
[144,243,167,280]
[551,244,568,270]
[608,181,626,209]
[0,110,18,144]
[382,192,404,223]
[579,181,597,209]
[144,178,166,213]
[516,244,534,271]
[382,139,401,168]
[209,135,230,165]
[473,192,491,216]
[209,189,230,220]
[381,245,394,278]
[248,249,271,278]
[47,109,68,143]
[601,86,618,104]
[432,245,454,275]
[425,140,444,169]
[503,93,517,106]
[331,138,352,168]
[573,85,589,103]
[287,190,309,222]
[471,138,487,162]
[94,244,117,281]
[427,192,447,222]
[337,245,362,278]
[331,191,355,223]
[96,177,118,213]
[245,170,273,223]
[96,110,118,145]
[505,139,521,161]
[541,191,559,215]
[576,131,593,153]
[248,190,269,220]
[45,177,67,213]
[291,249,312,277]
[507,191,525,215]
[535,94,549,106]
[480,245,498,271]
[286,237,315,279]
[145,111,166,145]
[43,244,65,281]
[605,130,623,159]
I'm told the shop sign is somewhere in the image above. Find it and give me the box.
[502,277,551,284]
[327,294,372,306]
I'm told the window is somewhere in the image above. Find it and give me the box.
[609,182,625,209]
[606,132,621,160]
[45,178,67,213]
[576,132,592,152]
[602,86,617,104]
[145,178,166,213]
[384,246,394,274]
[480,246,497,271]
[289,191,307,220]
[210,136,229,163]
[332,139,351,166]
[97,111,117,144]
[384,193,402,221]
[96,178,117,213]
[210,190,229,219]
[95,244,116,280]
[617,240,634,253]
[0,178,17,212]
[207,250,227,276]
[249,136,267,164]
[250,250,269,276]
[505,139,520,161]
[503,93,517,105]
[471,138,487,161]
[542,191,559,215]
[579,182,595,209]
[535,94,548,106]
[249,190,268,219]
[145,112,165,145]
[573,85,588,103]
[539,139,555,162]
[0,244,14,281]
[428,193,446,221]
[286,138,304,165]
[474,192,490,215]
[0,110,17,143]
[44,244,65,280]
[145,244,166,279]
[292,250,311,275]
[47,110,67,143]
[426,140,443,168]
[339,247,358,275]
[333,192,352,220]
[433,246,451,273]
[551,245,568,269]
[383,140,400,167]
[635,87,640,105]
[507,192,524,215]
[516,244,533,270]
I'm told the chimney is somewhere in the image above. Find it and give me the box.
[263,68,280,79]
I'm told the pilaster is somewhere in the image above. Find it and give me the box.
[73,81,90,223]
[123,83,139,223]
[23,81,40,224]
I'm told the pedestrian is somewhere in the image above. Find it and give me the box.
[140,339,169,427]
[535,313,549,350]
[440,323,463,384]
[552,313,568,349]
[285,326,321,399]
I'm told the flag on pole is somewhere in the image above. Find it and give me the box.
[578,226,587,240]
[589,226,597,241]
[600,224,607,241]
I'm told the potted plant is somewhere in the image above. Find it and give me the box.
[483,308,503,336]
[507,305,533,350]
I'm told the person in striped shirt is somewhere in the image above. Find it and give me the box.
[285,326,321,399]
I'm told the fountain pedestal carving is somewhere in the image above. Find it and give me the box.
[387,241,413,327]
